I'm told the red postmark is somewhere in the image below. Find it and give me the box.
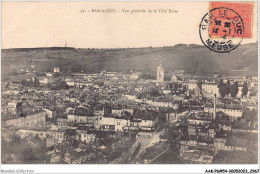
[210,2,253,38]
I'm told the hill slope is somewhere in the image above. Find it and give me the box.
[2,43,258,78]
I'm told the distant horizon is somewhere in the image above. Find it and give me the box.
[1,41,258,50]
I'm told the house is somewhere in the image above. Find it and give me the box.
[7,102,18,113]
[184,82,198,90]
[180,140,190,152]
[65,107,74,113]
[204,107,243,119]
[55,127,67,143]
[202,83,219,96]
[171,75,178,82]
[166,112,177,124]
[64,151,73,164]
[42,77,54,84]
[135,87,142,92]
[124,120,141,131]
[67,114,95,125]
[94,109,105,116]
[231,121,258,133]
[28,136,45,149]
[54,67,60,73]
[162,89,171,94]
[224,134,248,151]
[57,118,74,127]
[121,108,134,115]
[214,137,226,151]
[64,129,77,143]
[99,116,115,131]
[140,119,156,131]
[130,73,141,80]
[46,73,53,77]
[49,153,62,164]
[187,118,212,126]
[76,126,96,143]
[112,109,122,116]
[115,118,128,132]
[134,110,158,132]
[180,149,214,164]
[44,108,57,120]
[66,81,75,87]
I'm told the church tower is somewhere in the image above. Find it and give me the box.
[157,62,164,83]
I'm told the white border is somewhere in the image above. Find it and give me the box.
[0,0,259,174]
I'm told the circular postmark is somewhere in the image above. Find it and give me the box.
[199,7,244,53]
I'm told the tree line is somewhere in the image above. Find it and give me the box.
[217,79,248,98]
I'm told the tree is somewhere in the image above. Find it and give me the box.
[53,72,60,78]
[166,128,180,162]
[59,81,69,89]
[242,108,257,122]
[21,79,29,86]
[230,82,239,97]
[149,88,160,97]
[197,81,202,90]
[218,79,226,97]
[173,84,179,91]
[178,101,183,112]
[242,82,248,97]
[2,135,37,164]
[16,102,23,113]
[226,80,231,96]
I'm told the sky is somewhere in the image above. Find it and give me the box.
[1,1,258,49]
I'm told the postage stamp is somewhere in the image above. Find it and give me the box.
[199,2,253,53]
[210,2,253,38]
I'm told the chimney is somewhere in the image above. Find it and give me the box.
[213,94,216,119]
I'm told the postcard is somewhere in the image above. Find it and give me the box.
[1,1,259,173]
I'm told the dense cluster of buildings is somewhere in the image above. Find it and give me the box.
[1,62,258,164]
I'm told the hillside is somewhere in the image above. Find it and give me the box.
[2,43,258,79]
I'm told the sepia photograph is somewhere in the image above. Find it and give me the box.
[1,1,259,173]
